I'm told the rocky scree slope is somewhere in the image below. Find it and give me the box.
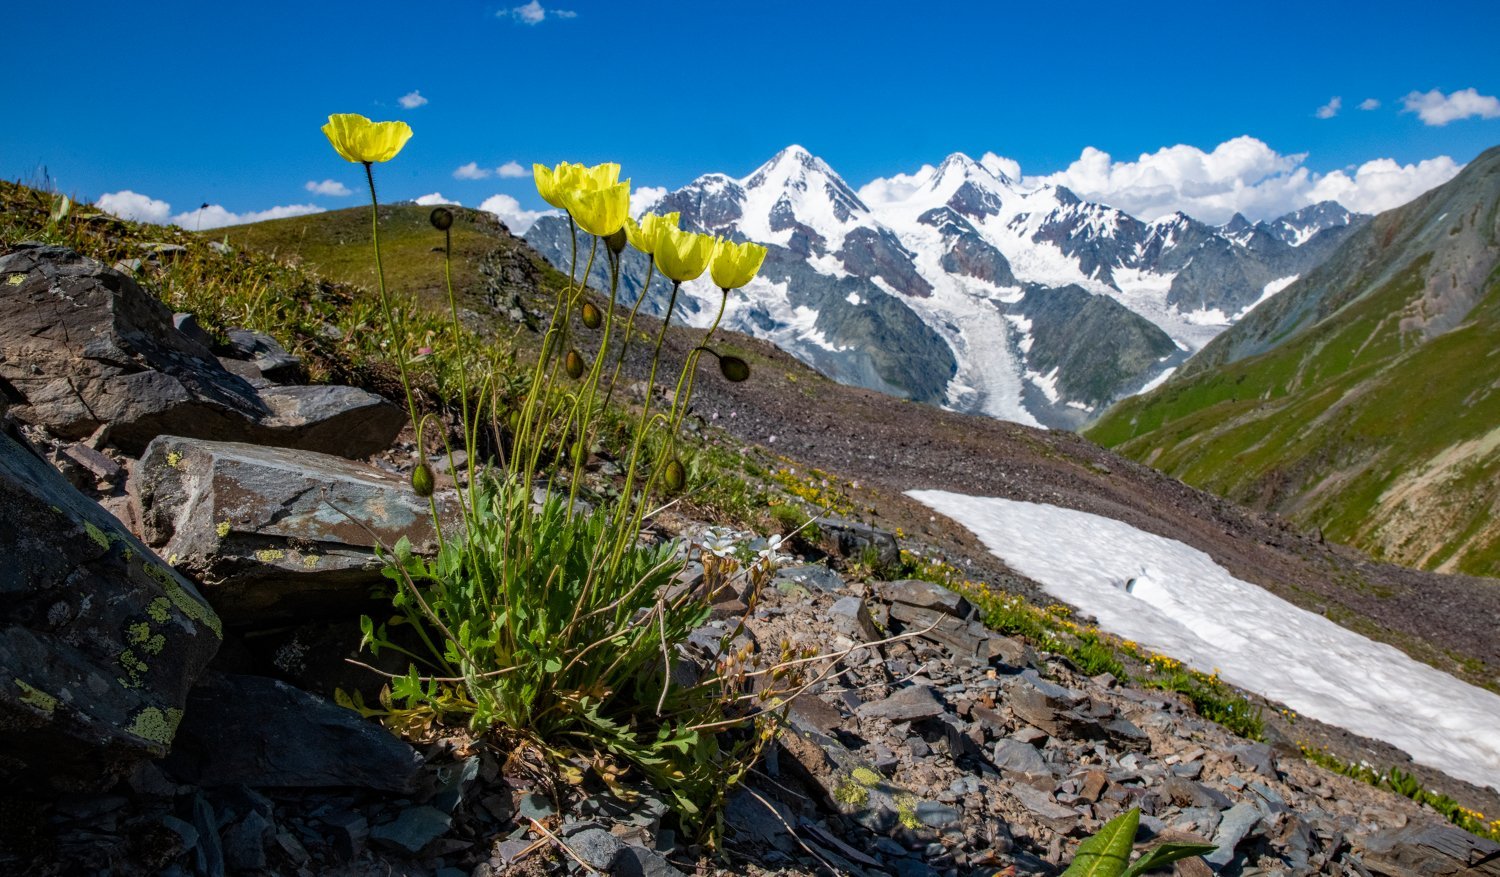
[527,147,1365,429]
[1088,144,1500,579]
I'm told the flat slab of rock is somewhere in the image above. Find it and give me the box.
[0,418,220,789]
[1357,822,1500,876]
[138,436,460,626]
[856,684,946,722]
[164,673,423,792]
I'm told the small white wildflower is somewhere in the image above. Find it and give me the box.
[702,530,736,558]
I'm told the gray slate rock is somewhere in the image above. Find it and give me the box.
[856,684,946,721]
[164,673,423,792]
[819,516,901,570]
[370,805,452,854]
[0,246,403,458]
[0,245,267,452]
[1205,801,1263,868]
[830,595,879,641]
[138,437,460,626]
[0,417,220,790]
[614,844,685,877]
[991,739,1052,778]
[254,384,405,461]
[223,328,302,383]
[1357,822,1500,876]
[878,579,974,618]
[567,827,625,871]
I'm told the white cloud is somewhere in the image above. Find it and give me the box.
[506,1,574,24]
[857,163,939,208]
[453,162,492,180]
[1359,98,1381,111]
[100,188,327,230]
[979,152,1021,183]
[414,192,461,207]
[497,161,528,179]
[304,179,352,197]
[97,190,172,224]
[173,203,323,230]
[1316,96,1342,119]
[1402,87,1500,126]
[1303,155,1464,215]
[399,90,428,110]
[631,185,667,216]
[479,194,554,234]
[861,137,1464,224]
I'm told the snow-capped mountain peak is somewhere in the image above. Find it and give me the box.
[526,147,1369,431]
[736,144,868,248]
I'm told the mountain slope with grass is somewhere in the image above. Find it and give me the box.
[1087,145,1500,578]
[8,178,1500,867]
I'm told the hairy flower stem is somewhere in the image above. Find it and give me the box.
[564,245,622,515]
[600,260,655,413]
[612,280,681,551]
[668,287,729,433]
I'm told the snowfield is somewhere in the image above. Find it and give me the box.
[908,490,1500,792]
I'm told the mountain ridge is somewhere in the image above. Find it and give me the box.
[1088,144,1500,577]
[527,145,1366,428]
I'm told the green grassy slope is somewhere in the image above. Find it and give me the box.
[1089,147,1500,577]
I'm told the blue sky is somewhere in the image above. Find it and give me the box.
[5,1,1498,229]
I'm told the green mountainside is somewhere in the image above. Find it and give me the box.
[1088,145,1500,577]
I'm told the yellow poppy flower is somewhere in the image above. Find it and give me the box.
[563,181,631,237]
[653,226,717,283]
[625,211,681,255]
[322,114,413,164]
[709,239,768,290]
[580,162,621,191]
[533,161,586,210]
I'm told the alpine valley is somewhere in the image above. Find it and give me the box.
[528,146,1367,428]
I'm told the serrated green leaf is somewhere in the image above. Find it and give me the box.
[1122,841,1219,877]
[1061,807,1139,877]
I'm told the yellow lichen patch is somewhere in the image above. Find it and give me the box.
[141,560,223,638]
[127,621,152,645]
[215,521,231,538]
[14,679,57,713]
[127,707,184,745]
[141,634,166,655]
[84,520,112,550]
[118,648,148,688]
[302,554,320,568]
[851,766,883,788]
[165,451,183,469]
[147,597,171,623]
[255,549,285,563]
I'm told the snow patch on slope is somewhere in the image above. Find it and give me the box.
[908,491,1500,792]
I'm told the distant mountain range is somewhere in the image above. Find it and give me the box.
[1088,144,1500,578]
[527,146,1366,428]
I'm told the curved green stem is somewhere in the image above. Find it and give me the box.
[363,162,421,437]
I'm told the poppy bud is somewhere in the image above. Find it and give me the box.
[719,355,751,383]
[580,301,603,329]
[411,462,435,498]
[663,458,687,492]
[429,207,454,231]
[606,227,628,255]
[565,349,585,379]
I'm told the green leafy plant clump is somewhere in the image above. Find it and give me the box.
[1061,807,1216,876]
[322,116,797,842]
[1299,746,1500,841]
